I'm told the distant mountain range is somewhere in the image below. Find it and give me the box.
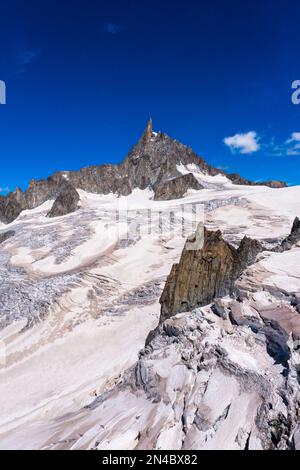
[0,119,286,224]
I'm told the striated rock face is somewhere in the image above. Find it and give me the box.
[0,191,24,224]
[227,173,287,188]
[47,182,80,218]
[154,173,203,200]
[61,165,132,197]
[24,178,57,209]
[160,226,262,323]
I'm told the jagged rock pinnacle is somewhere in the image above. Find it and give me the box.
[142,117,153,143]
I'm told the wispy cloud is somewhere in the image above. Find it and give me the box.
[287,132,300,143]
[286,133,300,156]
[245,132,300,157]
[224,131,260,154]
[104,22,122,34]
[7,47,42,77]
[17,47,42,66]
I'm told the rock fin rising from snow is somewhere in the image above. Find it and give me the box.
[160,226,262,323]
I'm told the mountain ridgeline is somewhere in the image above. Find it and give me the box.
[0,119,286,224]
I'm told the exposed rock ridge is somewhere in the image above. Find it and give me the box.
[227,173,287,188]
[160,226,262,323]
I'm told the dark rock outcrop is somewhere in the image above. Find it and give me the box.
[275,217,300,252]
[0,230,15,244]
[160,226,262,323]
[24,178,57,209]
[211,300,228,320]
[237,235,263,266]
[47,182,80,218]
[227,173,287,188]
[154,173,203,200]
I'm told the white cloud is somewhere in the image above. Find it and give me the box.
[286,132,300,155]
[224,131,260,154]
[287,132,300,142]
[294,133,300,141]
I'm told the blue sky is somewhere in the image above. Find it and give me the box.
[0,0,300,193]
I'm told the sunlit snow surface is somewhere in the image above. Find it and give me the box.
[0,170,300,449]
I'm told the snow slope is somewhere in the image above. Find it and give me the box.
[0,177,300,449]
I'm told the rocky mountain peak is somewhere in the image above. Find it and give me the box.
[0,120,288,224]
[14,187,23,198]
[141,117,153,143]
